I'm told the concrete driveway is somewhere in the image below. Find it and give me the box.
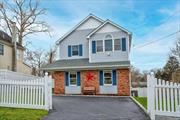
[43,96,150,120]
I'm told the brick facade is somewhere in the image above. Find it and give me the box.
[53,71,65,94]
[81,70,99,94]
[117,69,130,96]
[53,69,130,96]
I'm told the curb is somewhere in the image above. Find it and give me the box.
[53,94,130,98]
[130,97,151,120]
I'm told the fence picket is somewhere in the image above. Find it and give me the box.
[159,79,163,111]
[170,82,174,112]
[162,80,166,111]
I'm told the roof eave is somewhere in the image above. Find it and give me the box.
[40,64,131,71]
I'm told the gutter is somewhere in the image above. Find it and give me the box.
[40,64,130,71]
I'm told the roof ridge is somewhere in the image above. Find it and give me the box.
[56,14,104,44]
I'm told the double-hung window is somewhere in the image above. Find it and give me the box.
[72,45,79,56]
[104,70,112,85]
[114,39,121,51]
[105,35,112,51]
[0,44,4,55]
[96,40,103,52]
[16,50,21,60]
[69,72,77,86]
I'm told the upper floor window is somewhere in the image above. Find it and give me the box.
[68,44,82,57]
[96,40,103,52]
[0,44,4,55]
[105,35,112,51]
[114,39,121,51]
[72,45,79,56]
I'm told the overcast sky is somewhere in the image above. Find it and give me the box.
[23,0,180,71]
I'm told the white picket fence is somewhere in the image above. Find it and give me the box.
[147,74,180,120]
[0,72,52,110]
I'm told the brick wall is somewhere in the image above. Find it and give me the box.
[52,69,130,96]
[117,69,130,96]
[53,71,65,94]
[81,70,99,94]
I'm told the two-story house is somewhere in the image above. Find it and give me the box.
[42,14,132,96]
[0,30,32,74]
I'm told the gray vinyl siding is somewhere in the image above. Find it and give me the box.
[59,29,94,59]
[89,31,129,63]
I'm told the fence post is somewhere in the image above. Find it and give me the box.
[147,73,155,120]
[48,75,52,109]
[44,72,49,110]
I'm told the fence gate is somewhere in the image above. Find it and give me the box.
[0,71,52,110]
[147,74,180,120]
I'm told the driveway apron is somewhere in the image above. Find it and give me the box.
[43,96,150,120]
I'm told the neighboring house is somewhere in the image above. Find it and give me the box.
[41,14,132,95]
[0,30,31,74]
[131,82,147,97]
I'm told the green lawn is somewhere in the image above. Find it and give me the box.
[133,97,147,109]
[0,107,48,120]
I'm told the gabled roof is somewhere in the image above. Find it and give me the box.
[0,30,25,50]
[87,19,132,38]
[56,14,104,45]
[86,20,132,49]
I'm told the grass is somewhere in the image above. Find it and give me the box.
[0,107,48,120]
[133,97,147,109]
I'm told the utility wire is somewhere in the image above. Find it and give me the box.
[133,30,180,49]
[133,10,180,49]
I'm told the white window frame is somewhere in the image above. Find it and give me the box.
[69,72,77,86]
[96,40,103,53]
[103,70,112,86]
[104,35,113,52]
[114,39,121,51]
[71,45,79,56]
[0,43,4,55]
[16,49,21,60]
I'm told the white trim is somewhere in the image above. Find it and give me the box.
[71,45,79,56]
[96,40,103,53]
[87,20,132,39]
[114,38,121,51]
[56,14,104,44]
[69,71,77,86]
[103,70,113,86]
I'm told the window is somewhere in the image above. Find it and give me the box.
[16,50,21,60]
[104,71,112,85]
[0,44,4,55]
[96,40,103,52]
[105,35,112,51]
[72,45,79,56]
[69,72,77,85]
[114,39,121,50]
[105,40,112,51]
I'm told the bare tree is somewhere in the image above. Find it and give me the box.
[26,48,45,76]
[45,45,57,64]
[0,0,49,45]
[171,37,180,63]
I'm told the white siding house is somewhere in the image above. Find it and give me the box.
[42,14,132,96]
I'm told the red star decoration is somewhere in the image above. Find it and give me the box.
[86,72,94,81]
